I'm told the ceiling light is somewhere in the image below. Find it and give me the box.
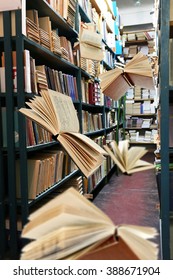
[135,0,141,6]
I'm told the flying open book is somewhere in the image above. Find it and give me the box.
[20,187,158,260]
[104,140,155,174]
[99,52,155,100]
[19,89,107,178]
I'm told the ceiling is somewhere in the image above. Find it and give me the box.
[115,0,155,28]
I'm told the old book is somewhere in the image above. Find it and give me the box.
[99,52,155,101]
[20,187,158,260]
[19,89,107,178]
[104,139,155,174]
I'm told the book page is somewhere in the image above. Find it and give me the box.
[118,224,158,260]
[103,145,126,173]
[127,146,148,170]
[57,133,105,178]
[21,224,115,260]
[128,159,154,174]
[109,140,125,167]
[46,90,79,133]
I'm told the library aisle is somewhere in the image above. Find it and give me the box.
[93,153,161,257]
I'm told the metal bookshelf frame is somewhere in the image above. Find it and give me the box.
[160,0,171,259]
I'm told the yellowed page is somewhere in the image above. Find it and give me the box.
[103,145,126,173]
[45,89,79,133]
[127,159,154,174]
[118,140,129,168]
[109,140,125,166]
[127,146,147,170]
[27,187,113,224]
[118,224,158,260]
[58,134,104,178]
[21,224,115,260]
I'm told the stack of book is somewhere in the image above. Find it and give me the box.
[67,0,77,29]
[26,14,40,44]
[51,30,62,56]
[134,86,141,99]
[35,66,48,93]
[129,45,138,57]
[60,36,74,64]
[141,88,149,99]
[127,33,136,41]
[39,17,52,50]
[136,32,146,41]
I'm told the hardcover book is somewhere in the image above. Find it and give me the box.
[99,52,155,101]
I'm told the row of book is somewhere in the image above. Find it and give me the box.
[78,0,115,43]
[26,9,74,63]
[45,0,77,29]
[0,50,79,101]
[126,87,156,100]
[16,149,78,200]
[82,111,103,133]
[126,100,155,115]
[125,117,153,129]
[126,129,158,143]
[1,107,53,148]
[81,78,104,105]
[105,110,117,128]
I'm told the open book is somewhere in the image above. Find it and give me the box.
[19,89,107,178]
[104,140,155,174]
[99,52,155,100]
[20,187,158,260]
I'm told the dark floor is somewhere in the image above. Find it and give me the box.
[93,152,161,258]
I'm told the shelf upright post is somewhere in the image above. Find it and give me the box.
[0,102,6,259]
[15,9,29,228]
[3,10,18,259]
[160,0,170,259]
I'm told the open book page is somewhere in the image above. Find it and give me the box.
[126,146,148,170]
[25,95,58,131]
[118,224,158,260]
[24,187,113,230]
[109,140,125,167]
[19,89,79,135]
[57,133,106,178]
[103,144,126,173]
[118,140,129,169]
[21,224,116,260]
[20,188,158,260]
[99,68,123,91]
[127,159,155,174]
[41,89,79,133]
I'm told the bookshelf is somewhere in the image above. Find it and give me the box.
[124,87,158,147]
[158,0,173,259]
[0,0,122,259]
[122,29,156,59]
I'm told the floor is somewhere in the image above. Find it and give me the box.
[93,152,161,259]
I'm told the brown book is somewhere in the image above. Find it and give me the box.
[20,187,158,260]
[104,139,155,174]
[19,89,107,178]
[99,52,155,101]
